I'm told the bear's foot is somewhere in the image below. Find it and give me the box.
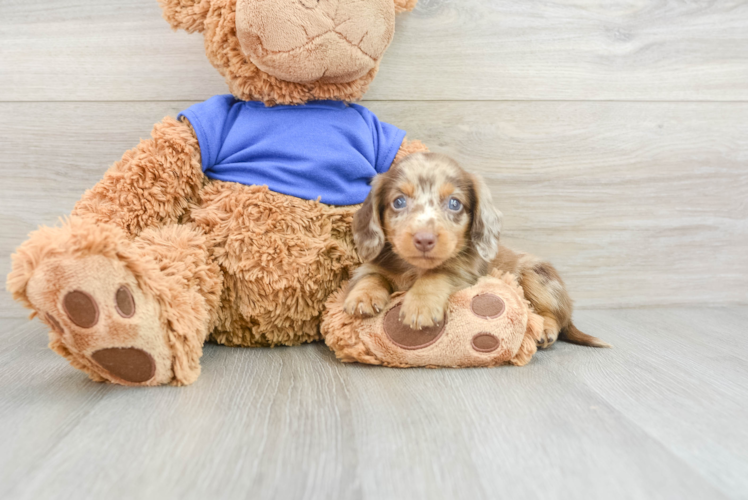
[322,271,545,368]
[26,253,173,385]
[8,220,217,386]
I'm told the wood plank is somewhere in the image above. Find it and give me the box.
[0,311,741,500]
[2,0,748,102]
[1,101,746,316]
[568,308,748,498]
[337,342,731,500]
[0,319,113,495]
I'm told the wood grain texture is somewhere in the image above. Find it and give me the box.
[0,309,746,499]
[1,101,746,317]
[2,0,748,102]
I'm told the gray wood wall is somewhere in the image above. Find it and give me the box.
[1,0,747,317]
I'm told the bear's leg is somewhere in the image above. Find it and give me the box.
[72,116,204,237]
[7,219,222,386]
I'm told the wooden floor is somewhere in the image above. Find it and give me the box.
[0,306,746,500]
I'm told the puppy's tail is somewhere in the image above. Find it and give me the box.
[559,322,611,348]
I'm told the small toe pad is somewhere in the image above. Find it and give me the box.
[471,293,505,319]
[472,333,500,352]
[63,290,99,328]
[115,286,135,318]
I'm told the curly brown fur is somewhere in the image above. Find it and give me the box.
[188,181,361,347]
[393,138,429,164]
[394,0,418,13]
[348,152,609,348]
[73,116,204,236]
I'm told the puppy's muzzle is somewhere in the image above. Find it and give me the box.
[413,232,436,253]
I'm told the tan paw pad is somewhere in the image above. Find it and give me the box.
[25,255,175,386]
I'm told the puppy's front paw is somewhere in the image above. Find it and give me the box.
[344,282,391,317]
[399,292,446,330]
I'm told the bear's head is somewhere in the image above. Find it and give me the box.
[159,0,417,105]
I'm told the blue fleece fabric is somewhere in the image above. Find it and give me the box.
[178,95,406,206]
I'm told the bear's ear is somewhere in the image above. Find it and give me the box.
[394,0,418,14]
[158,0,211,33]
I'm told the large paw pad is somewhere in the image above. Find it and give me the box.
[91,348,156,384]
[59,287,156,383]
[383,303,446,350]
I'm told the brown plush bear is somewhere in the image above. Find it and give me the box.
[10,0,586,386]
[7,0,427,386]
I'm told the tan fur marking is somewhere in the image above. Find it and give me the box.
[439,182,455,199]
[400,182,416,198]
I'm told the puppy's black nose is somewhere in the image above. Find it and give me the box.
[413,232,436,252]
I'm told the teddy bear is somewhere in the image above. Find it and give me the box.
[7,0,543,387]
[7,0,429,386]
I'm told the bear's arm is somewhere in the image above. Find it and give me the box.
[72,116,204,237]
[393,138,429,165]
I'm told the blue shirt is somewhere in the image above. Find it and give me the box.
[178,95,406,206]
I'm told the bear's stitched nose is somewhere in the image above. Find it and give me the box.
[413,232,436,252]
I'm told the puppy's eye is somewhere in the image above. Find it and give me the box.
[392,196,407,210]
[448,198,463,211]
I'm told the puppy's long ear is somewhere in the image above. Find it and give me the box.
[470,174,503,262]
[353,176,386,262]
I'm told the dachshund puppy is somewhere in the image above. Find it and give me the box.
[345,152,608,348]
